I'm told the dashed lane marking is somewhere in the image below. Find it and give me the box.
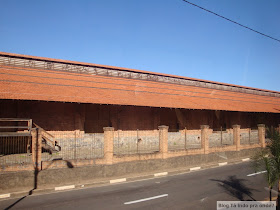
[124,194,168,205]
[247,171,267,177]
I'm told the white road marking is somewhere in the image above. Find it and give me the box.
[242,158,250,162]
[124,194,168,205]
[55,185,75,191]
[190,167,201,171]
[154,172,168,177]
[110,178,126,184]
[200,197,208,202]
[247,171,267,177]
[0,193,10,199]
[218,162,228,166]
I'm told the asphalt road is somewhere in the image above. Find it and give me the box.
[0,161,274,210]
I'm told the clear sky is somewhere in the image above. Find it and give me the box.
[0,0,279,91]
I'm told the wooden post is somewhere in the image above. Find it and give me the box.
[31,128,42,170]
[28,119,32,134]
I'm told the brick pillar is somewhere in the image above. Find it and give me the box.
[258,124,266,148]
[31,128,42,170]
[103,127,114,164]
[200,125,209,154]
[159,125,169,159]
[233,125,241,151]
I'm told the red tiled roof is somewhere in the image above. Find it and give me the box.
[0,52,280,113]
[1,51,279,94]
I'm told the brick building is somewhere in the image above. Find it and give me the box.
[0,51,279,132]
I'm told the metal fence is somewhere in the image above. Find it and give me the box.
[168,130,201,151]
[41,132,104,161]
[114,130,160,155]
[209,130,233,148]
[240,129,259,145]
[0,135,32,166]
[0,125,263,168]
[0,118,32,166]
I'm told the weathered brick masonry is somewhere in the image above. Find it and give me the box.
[0,52,280,175]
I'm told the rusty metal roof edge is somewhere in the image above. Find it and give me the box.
[0,51,279,94]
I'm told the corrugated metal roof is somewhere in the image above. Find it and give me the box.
[0,52,279,113]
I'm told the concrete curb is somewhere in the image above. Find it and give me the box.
[218,162,228,166]
[0,157,250,200]
[110,178,126,184]
[154,172,168,177]
[242,158,250,162]
[55,185,75,191]
[0,194,10,199]
[190,166,201,171]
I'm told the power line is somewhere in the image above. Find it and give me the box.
[182,0,280,43]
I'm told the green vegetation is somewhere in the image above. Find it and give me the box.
[253,127,280,203]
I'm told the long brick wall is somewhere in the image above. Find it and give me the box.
[0,124,269,172]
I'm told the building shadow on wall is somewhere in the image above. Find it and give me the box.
[210,175,257,201]
[4,159,74,210]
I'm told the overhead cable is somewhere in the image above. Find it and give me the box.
[182,0,280,43]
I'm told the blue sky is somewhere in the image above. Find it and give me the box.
[0,0,279,91]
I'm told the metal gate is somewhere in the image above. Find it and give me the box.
[0,118,33,166]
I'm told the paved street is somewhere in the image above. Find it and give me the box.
[0,161,273,210]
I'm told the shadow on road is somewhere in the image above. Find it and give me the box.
[4,159,74,210]
[210,175,257,201]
